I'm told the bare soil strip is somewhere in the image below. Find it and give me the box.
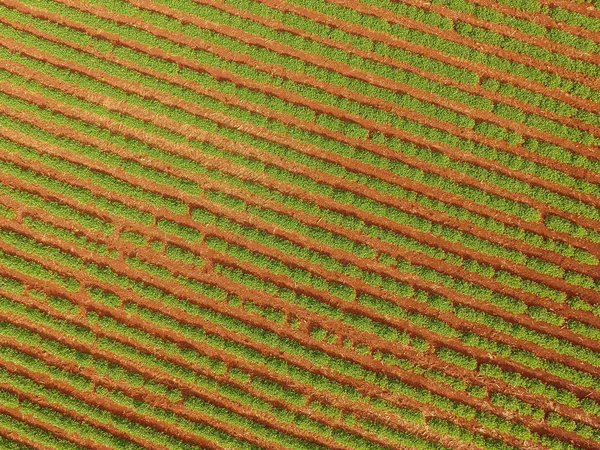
[1,214,599,448]
[11,0,600,187]
[328,0,600,89]
[1,36,598,259]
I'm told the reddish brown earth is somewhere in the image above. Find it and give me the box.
[1,202,599,450]
[0,1,599,448]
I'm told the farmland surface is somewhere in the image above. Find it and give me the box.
[0,0,600,448]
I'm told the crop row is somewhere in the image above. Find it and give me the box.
[1,67,596,314]
[4,193,600,450]
[1,43,596,296]
[301,0,600,102]
[4,80,600,384]
[7,172,596,440]
[0,212,577,449]
[4,115,600,394]
[75,0,600,177]
[3,2,600,246]
[9,0,600,205]
[0,274,466,450]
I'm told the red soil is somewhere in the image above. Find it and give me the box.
[0,211,597,449]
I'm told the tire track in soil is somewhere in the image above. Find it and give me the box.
[1,43,599,267]
[5,194,600,438]
[3,101,600,398]
[10,0,600,190]
[0,221,596,450]
[0,400,110,450]
[3,126,600,393]
[252,0,600,138]
[0,274,465,450]
[0,379,167,450]
[2,76,599,312]
[327,0,600,90]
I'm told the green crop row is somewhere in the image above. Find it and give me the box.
[0,394,81,450]
[0,274,450,450]
[3,12,596,270]
[3,44,592,298]
[0,16,551,225]
[84,0,600,181]
[0,295,337,450]
[284,0,600,104]
[7,0,598,217]
[191,200,600,376]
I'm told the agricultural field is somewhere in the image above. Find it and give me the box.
[0,0,599,448]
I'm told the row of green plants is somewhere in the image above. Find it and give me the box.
[85,0,600,180]
[8,0,599,216]
[3,54,595,304]
[283,0,600,105]
[3,7,596,264]
[4,63,589,302]
[2,214,592,450]
[0,276,451,450]
[0,222,544,450]
[5,118,600,404]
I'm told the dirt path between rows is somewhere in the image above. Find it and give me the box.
[0,219,596,450]
[10,0,600,190]
[0,398,111,450]
[2,38,596,264]
[0,271,461,450]
[5,188,600,437]
[4,126,600,388]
